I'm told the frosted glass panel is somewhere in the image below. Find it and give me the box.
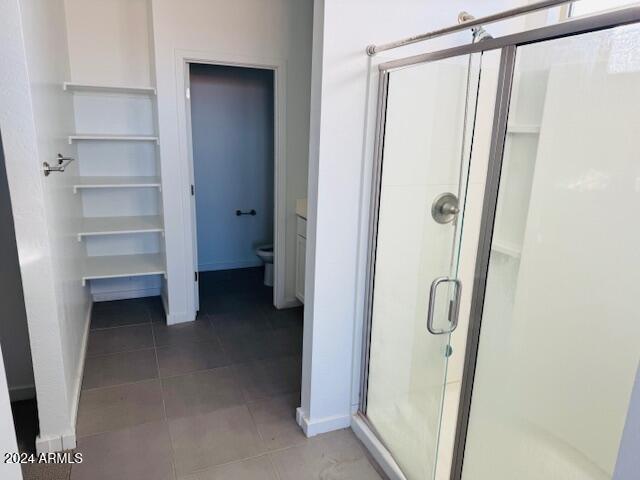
[462,25,640,479]
[571,0,637,17]
[365,53,481,480]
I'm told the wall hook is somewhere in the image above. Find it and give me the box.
[43,153,75,176]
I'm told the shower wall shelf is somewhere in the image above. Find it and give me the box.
[68,134,159,144]
[491,241,522,259]
[81,253,166,286]
[72,176,162,193]
[63,82,156,95]
[76,215,164,240]
[507,124,541,134]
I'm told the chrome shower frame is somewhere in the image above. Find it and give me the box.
[359,6,640,480]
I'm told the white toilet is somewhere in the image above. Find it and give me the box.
[256,244,274,287]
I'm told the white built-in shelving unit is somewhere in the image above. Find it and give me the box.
[63,82,156,95]
[66,81,166,294]
[76,215,164,240]
[68,134,159,144]
[81,253,166,286]
[491,241,522,259]
[72,176,162,192]
[506,123,541,135]
[491,63,547,264]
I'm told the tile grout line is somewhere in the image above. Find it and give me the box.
[89,320,152,331]
[80,375,159,393]
[243,391,285,479]
[85,344,156,360]
[149,305,179,480]
[82,347,299,393]
[175,440,306,478]
[86,331,234,361]
[267,452,284,480]
[207,314,254,405]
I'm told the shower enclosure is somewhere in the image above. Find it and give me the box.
[361,7,640,480]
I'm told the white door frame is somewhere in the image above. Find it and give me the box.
[175,49,287,310]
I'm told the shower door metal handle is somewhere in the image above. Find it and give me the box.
[426,277,462,335]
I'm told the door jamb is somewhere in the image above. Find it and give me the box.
[358,71,389,414]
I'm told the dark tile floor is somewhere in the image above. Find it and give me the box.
[71,268,383,480]
[11,398,39,454]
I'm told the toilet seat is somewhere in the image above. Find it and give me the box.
[256,244,274,262]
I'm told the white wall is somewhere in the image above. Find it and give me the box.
[190,64,274,272]
[0,135,35,402]
[300,0,530,436]
[0,0,90,452]
[72,90,163,301]
[64,0,153,86]
[151,0,313,320]
[0,344,22,480]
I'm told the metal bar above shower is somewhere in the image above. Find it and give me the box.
[366,0,575,55]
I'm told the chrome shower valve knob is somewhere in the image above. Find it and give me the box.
[431,192,460,224]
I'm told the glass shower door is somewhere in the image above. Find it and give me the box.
[364,52,482,480]
[461,24,640,479]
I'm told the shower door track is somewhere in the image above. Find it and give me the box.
[359,6,640,480]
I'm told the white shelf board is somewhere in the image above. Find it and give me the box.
[77,215,164,240]
[491,241,522,259]
[81,253,166,286]
[63,82,156,95]
[73,176,161,193]
[68,134,159,144]
[507,124,541,134]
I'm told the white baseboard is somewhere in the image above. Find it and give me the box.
[9,384,36,402]
[35,301,90,454]
[166,309,195,325]
[35,430,76,454]
[277,296,302,309]
[296,407,351,437]
[35,433,63,454]
[68,301,92,450]
[351,413,407,480]
[92,287,161,302]
[198,259,262,271]
[35,301,92,454]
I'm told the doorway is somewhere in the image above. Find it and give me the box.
[187,63,276,307]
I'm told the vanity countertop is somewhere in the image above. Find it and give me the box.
[296,198,307,219]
